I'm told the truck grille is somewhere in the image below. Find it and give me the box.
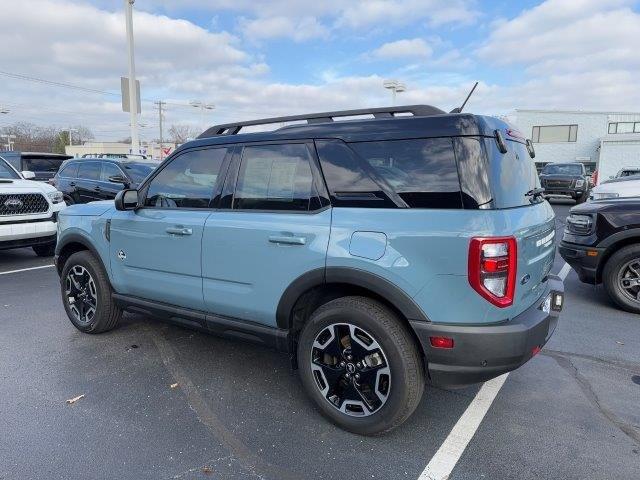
[0,193,49,216]
[544,179,572,189]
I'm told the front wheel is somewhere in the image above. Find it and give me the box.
[297,296,424,435]
[60,251,122,333]
[603,244,640,314]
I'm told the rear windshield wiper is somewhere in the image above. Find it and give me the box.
[525,188,546,202]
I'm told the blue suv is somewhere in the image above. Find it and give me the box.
[55,105,564,435]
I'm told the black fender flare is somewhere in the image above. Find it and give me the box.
[55,232,108,276]
[598,228,640,249]
[276,267,430,329]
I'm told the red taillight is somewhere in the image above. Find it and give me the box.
[468,237,517,308]
[429,336,454,349]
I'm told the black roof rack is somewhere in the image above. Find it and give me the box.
[198,104,446,138]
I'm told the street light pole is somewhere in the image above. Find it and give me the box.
[154,100,166,160]
[190,100,215,131]
[124,0,139,153]
[383,79,406,106]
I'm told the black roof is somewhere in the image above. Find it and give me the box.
[182,105,510,154]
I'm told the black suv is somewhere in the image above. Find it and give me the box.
[539,162,590,203]
[560,198,640,313]
[51,158,157,204]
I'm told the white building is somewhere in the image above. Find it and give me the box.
[514,110,640,181]
[65,141,178,160]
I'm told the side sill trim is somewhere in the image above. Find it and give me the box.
[112,294,289,352]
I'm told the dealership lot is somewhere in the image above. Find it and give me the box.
[0,202,638,480]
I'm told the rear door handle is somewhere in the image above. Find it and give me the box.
[94,186,102,191]
[166,226,193,236]
[268,235,306,245]
[69,182,76,187]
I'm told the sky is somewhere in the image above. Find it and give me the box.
[1,0,639,142]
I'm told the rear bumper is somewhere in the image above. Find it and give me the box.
[558,241,603,284]
[411,275,564,388]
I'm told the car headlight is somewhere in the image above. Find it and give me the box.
[47,191,64,204]
[566,214,593,235]
[575,179,585,188]
[591,192,619,200]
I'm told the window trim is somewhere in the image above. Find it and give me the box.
[228,140,326,214]
[531,124,578,143]
[138,145,233,211]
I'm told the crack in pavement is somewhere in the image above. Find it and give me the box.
[542,348,640,373]
[546,351,640,446]
[145,325,299,480]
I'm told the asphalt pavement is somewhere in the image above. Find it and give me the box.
[0,201,638,480]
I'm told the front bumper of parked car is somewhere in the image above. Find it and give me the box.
[410,275,564,387]
[558,241,603,284]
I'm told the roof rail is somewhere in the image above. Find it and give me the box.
[198,104,446,138]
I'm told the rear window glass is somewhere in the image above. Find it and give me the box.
[485,139,541,208]
[24,158,64,172]
[349,138,462,209]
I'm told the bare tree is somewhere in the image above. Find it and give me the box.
[1,122,94,153]
[167,124,199,144]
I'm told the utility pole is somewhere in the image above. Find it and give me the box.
[154,100,165,160]
[124,0,139,153]
[1,134,16,151]
[190,100,215,131]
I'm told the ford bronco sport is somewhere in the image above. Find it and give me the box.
[55,105,564,435]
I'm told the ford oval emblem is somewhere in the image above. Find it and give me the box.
[521,274,531,285]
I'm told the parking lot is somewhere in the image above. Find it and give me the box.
[0,201,638,480]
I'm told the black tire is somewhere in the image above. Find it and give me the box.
[602,244,640,314]
[60,251,122,333]
[297,296,424,435]
[32,243,56,257]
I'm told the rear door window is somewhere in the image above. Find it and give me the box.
[233,144,319,211]
[77,161,101,181]
[58,162,78,178]
[349,138,462,208]
[101,162,123,182]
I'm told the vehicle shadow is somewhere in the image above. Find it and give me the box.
[113,312,479,479]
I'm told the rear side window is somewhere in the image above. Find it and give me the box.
[101,162,123,182]
[233,144,317,211]
[485,139,540,208]
[349,138,462,209]
[78,162,101,181]
[58,162,78,178]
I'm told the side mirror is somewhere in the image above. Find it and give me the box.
[115,189,139,211]
[525,139,536,159]
[108,175,131,188]
[22,171,36,179]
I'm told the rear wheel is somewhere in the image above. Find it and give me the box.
[60,251,122,333]
[33,243,56,257]
[297,296,424,435]
[603,244,640,314]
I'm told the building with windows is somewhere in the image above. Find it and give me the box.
[514,110,640,181]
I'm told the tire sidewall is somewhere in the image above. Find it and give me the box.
[60,251,110,332]
[604,246,640,314]
[297,300,420,435]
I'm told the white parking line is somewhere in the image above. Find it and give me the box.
[418,373,509,480]
[419,262,572,480]
[559,262,572,281]
[0,264,54,276]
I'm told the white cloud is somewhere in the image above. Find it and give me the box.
[371,39,433,59]
[240,16,329,42]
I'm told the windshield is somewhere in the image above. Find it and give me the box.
[122,162,156,183]
[0,157,20,179]
[541,164,582,175]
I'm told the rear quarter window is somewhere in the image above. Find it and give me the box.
[349,138,462,209]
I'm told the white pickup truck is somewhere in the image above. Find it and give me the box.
[0,155,65,256]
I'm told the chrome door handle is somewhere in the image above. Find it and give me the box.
[268,235,306,245]
[166,226,193,236]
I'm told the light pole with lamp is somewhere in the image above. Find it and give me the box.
[190,101,215,131]
[383,80,406,106]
